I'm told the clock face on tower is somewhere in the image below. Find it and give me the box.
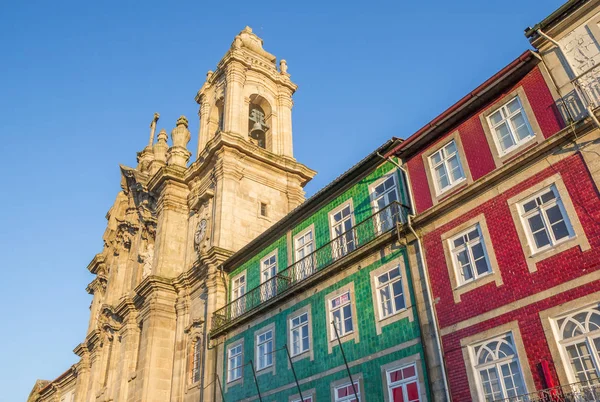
[195,219,208,247]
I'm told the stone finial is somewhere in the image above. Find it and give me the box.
[156,129,168,144]
[167,116,192,167]
[151,129,169,171]
[176,115,189,128]
[230,26,276,63]
[206,70,213,80]
[280,59,288,75]
[243,26,252,33]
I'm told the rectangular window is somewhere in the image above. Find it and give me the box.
[370,173,401,232]
[449,224,492,285]
[330,291,354,339]
[334,382,360,402]
[290,312,310,356]
[519,185,573,253]
[192,338,202,383]
[294,229,315,280]
[256,329,274,371]
[231,273,246,317]
[227,344,243,383]
[429,140,466,194]
[330,204,355,259]
[387,364,421,402]
[487,96,534,154]
[471,333,527,401]
[260,202,268,217]
[260,253,277,301]
[375,265,406,319]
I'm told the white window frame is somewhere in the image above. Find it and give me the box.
[449,223,493,286]
[334,381,361,402]
[256,329,274,371]
[231,271,246,317]
[386,363,421,402]
[291,398,313,402]
[470,333,528,401]
[428,139,466,195]
[329,202,356,259]
[369,171,402,233]
[486,95,535,156]
[289,312,310,357]
[294,227,315,281]
[554,305,600,384]
[260,252,278,301]
[518,184,574,255]
[227,343,243,383]
[375,264,406,320]
[329,291,354,340]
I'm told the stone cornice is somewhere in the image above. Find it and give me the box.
[85,275,107,295]
[87,253,106,275]
[114,296,137,320]
[186,130,316,186]
[133,275,177,304]
[146,165,187,194]
[199,246,235,268]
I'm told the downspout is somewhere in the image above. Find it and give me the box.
[378,153,451,402]
[536,29,600,128]
[199,290,209,402]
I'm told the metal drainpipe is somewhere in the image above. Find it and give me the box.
[199,290,209,402]
[536,29,600,129]
[377,153,451,401]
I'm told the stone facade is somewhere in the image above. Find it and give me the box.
[32,26,315,402]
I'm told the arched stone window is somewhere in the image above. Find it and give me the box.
[556,306,600,384]
[472,333,527,401]
[248,94,272,150]
[208,98,224,135]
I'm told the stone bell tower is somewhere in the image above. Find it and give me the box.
[191,25,316,254]
[50,26,315,402]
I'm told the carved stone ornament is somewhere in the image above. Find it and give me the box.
[140,243,154,279]
[194,219,208,252]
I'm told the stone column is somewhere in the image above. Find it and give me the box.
[277,88,294,158]
[169,293,190,401]
[151,174,190,278]
[73,346,90,402]
[224,62,245,135]
[200,264,227,402]
[134,279,178,402]
[197,98,211,156]
[113,300,139,402]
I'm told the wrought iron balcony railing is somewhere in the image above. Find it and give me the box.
[493,380,600,402]
[211,201,410,333]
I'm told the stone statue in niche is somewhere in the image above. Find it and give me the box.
[140,244,154,278]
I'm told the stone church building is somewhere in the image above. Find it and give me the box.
[32,27,316,402]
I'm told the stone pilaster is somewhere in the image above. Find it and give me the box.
[73,345,90,402]
[223,62,245,135]
[169,292,191,401]
[133,277,178,402]
[149,168,190,278]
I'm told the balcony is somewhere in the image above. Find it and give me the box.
[569,64,600,118]
[211,201,410,335]
[494,380,600,402]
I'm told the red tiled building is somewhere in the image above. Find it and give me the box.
[385,1,600,400]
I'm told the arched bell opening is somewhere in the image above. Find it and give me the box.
[248,94,272,150]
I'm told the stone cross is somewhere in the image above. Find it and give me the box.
[148,113,160,147]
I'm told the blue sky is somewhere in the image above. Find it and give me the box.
[0,0,564,400]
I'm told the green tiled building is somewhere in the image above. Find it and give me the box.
[210,139,430,401]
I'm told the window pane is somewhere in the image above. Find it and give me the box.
[431,152,442,165]
[506,98,521,114]
[445,141,457,155]
[435,165,449,189]
[490,110,503,125]
[551,220,570,241]
[495,123,514,151]
[533,229,551,249]
[475,257,489,276]
[523,200,537,213]
[527,214,545,232]
[541,190,556,204]
[448,155,464,181]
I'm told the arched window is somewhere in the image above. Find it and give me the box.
[472,333,527,401]
[249,104,267,148]
[247,94,272,150]
[556,306,600,384]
